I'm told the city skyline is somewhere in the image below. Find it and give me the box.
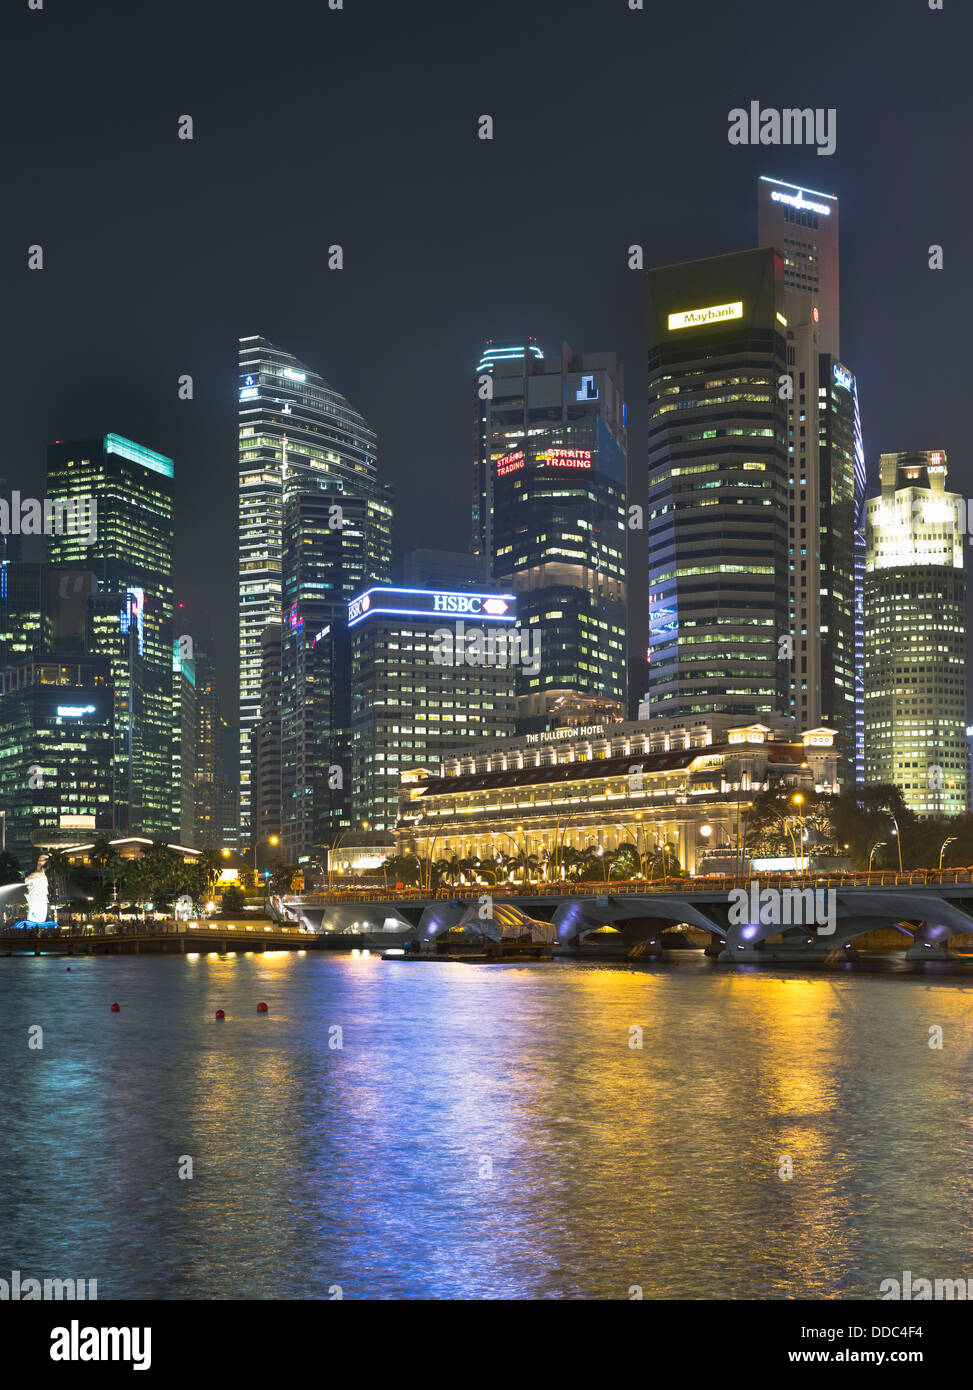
[5,0,970,723]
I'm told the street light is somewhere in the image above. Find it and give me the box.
[884,810,903,873]
[868,841,886,871]
[939,836,957,871]
[791,794,806,876]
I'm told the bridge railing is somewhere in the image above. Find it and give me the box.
[294,868,973,904]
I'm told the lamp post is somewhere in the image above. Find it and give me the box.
[939,836,957,871]
[884,810,903,873]
[791,794,806,876]
[868,841,886,872]
[493,827,530,884]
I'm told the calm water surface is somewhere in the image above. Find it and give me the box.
[2,951,972,1299]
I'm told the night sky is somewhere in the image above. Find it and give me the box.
[5,0,971,720]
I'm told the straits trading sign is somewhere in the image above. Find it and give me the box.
[668,301,743,331]
[347,587,517,627]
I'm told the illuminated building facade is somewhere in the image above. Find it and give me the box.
[757,178,860,777]
[348,586,519,832]
[47,434,176,837]
[237,335,391,839]
[864,450,968,816]
[280,485,391,861]
[473,340,628,729]
[646,248,791,722]
[251,623,283,852]
[0,559,47,672]
[0,658,114,869]
[397,717,838,878]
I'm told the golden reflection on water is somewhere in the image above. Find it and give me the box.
[5,953,973,1298]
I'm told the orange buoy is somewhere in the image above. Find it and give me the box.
[110,1002,120,1012]
[256,1001,268,1013]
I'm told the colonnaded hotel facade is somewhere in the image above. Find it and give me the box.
[398,718,838,878]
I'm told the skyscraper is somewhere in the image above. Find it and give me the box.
[473,341,628,729]
[279,485,391,860]
[0,657,114,869]
[237,336,391,841]
[47,434,176,837]
[347,585,519,831]
[646,247,791,720]
[757,177,839,355]
[864,451,968,817]
[757,178,861,777]
[250,623,283,853]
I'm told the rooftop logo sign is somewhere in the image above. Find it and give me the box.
[770,188,833,215]
[668,301,743,331]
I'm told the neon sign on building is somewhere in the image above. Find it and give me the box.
[496,451,524,476]
[540,448,592,469]
[668,301,743,331]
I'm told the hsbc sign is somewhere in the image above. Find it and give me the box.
[433,594,509,615]
[347,587,516,627]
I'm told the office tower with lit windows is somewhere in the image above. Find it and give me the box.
[0,558,47,672]
[646,247,791,722]
[171,606,230,850]
[347,585,519,831]
[46,434,176,837]
[278,483,391,860]
[757,178,861,780]
[237,335,392,841]
[473,341,628,730]
[173,637,197,845]
[251,624,283,853]
[0,657,114,870]
[864,451,968,817]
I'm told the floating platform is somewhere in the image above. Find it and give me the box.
[383,943,553,964]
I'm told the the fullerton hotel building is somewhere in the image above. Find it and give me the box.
[396,716,839,878]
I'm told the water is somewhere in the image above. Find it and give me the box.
[2,950,972,1300]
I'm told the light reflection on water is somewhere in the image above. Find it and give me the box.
[2,952,972,1300]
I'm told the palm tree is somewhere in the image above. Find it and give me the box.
[43,850,72,921]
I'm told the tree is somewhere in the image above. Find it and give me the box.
[387,854,423,888]
[0,851,22,886]
[43,849,73,912]
[611,842,641,880]
[268,860,297,895]
[221,883,245,913]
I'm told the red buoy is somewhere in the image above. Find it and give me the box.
[66,967,71,972]
[110,1002,120,1012]
[215,1009,225,1020]
[256,1001,268,1013]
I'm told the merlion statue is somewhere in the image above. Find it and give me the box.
[24,855,50,925]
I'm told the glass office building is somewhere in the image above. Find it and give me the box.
[473,341,627,730]
[238,335,391,840]
[47,434,176,837]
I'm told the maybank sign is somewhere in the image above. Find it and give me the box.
[347,587,517,628]
[668,301,743,331]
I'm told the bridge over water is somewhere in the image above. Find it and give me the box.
[277,874,973,963]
